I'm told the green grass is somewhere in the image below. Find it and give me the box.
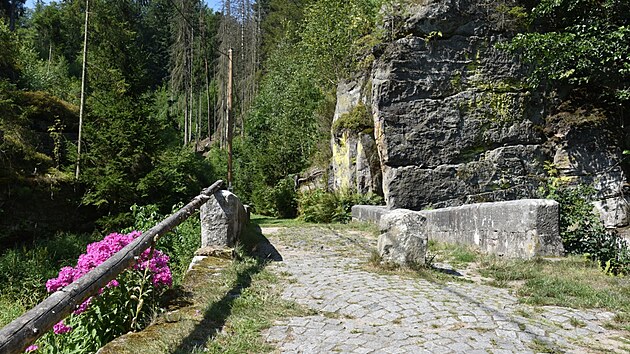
[0,232,101,327]
[529,338,564,353]
[479,255,630,315]
[250,214,313,228]
[427,241,480,267]
[251,214,380,237]
[99,223,309,354]
[365,249,471,284]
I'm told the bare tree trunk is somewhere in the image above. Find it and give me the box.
[189,28,194,145]
[184,96,188,145]
[227,48,233,190]
[46,44,52,76]
[205,56,211,139]
[75,0,89,180]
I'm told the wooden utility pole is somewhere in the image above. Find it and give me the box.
[227,48,233,190]
[205,56,211,139]
[75,0,89,180]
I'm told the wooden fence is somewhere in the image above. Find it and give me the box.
[0,180,224,354]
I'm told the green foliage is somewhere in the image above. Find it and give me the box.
[0,232,100,326]
[298,188,383,223]
[0,88,78,179]
[35,264,168,353]
[250,176,298,219]
[234,0,384,218]
[125,204,202,285]
[0,19,18,80]
[300,0,384,86]
[539,166,630,275]
[137,148,215,212]
[332,102,373,134]
[506,0,630,103]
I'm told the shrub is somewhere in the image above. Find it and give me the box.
[332,103,373,135]
[125,204,201,285]
[539,171,630,275]
[251,177,298,219]
[298,188,383,223]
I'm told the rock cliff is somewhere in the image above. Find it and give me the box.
[330,0,629,227]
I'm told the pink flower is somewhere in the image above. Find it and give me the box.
[53,321,72,334]
[46,230,173,314]
[24,345,38,352]
[74,297,92,315]
[46,266,75,293]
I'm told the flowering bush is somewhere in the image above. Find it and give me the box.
[29,231,173,353]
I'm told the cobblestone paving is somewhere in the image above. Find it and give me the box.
[262,226,630,354]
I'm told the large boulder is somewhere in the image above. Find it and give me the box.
[378,209,427,266]
[200,190,248,248]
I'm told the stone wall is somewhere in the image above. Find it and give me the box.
[421,199,564,258]
[354,199,565,259]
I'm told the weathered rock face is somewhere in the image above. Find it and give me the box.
[200,190,248,248]
[331,76,382,195]
[331,0,628,226]
[371,0,546,210]
[544,110,630,227]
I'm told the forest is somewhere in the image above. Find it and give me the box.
[0,0,629,351]
[1,0,627,242]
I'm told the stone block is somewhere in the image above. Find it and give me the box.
[351,205,390,224]
[421,199,564,258]
[200,190,247,248]
[378,209,427,266]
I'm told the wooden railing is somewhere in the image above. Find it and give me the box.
[0,180,224,354]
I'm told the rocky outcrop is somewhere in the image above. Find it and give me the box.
[543,109,630,227]
[371,0,546,210]
[331,0,629,227]
[331,77,382,195]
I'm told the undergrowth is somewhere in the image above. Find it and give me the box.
[298,188,383,223]
[539,163,630,275]
[0,232,101,327]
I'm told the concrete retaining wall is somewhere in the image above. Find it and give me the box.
[353,199,564,259]
[351,205,390,224]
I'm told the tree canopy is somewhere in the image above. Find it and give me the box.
[508,0,630,104]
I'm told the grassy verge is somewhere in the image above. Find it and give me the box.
[250,213,314,228]
[251,213,380,237]
[478,255,630,328]
[368,240,630,328]
[99,224,309,354]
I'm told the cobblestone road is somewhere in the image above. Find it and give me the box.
[262,226,629,354]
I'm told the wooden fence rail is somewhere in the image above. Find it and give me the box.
[0,180,224,354]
